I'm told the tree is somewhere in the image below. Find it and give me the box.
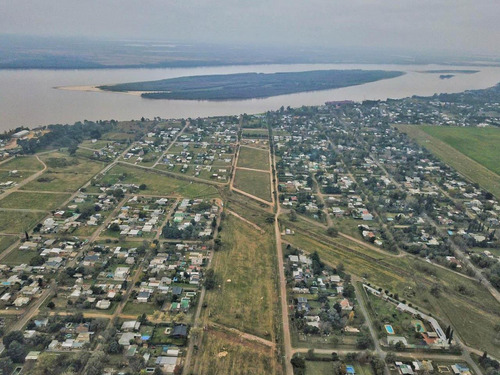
[385,352,396,363]
[109,223,120,232]
[289,209,298,222]
[7,340,27,363]
[291,355,306,369]
[394,341,405,351]
[84,351,107,375]
[327,227,339,237]
[0,358,13,375]
[356,333,372,349]
[204,269,217,290]
[129,356,145,373]
[47,301,55,309]
[30,255,45,266]
[3,330,24,348]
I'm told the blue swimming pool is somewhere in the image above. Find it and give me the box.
[385,325,395,334]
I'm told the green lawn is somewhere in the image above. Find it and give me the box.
[0,191,70,211]
[234,169,272,202]
[237,146,270,171]
[397,125,500,199]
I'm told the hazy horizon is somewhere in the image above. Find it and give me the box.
[1,0,499,58]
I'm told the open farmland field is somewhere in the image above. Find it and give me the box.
[0,191,70,211]
[205,215,277,339]
[237,146,270,171]
[0,211,46,234]
[233,169,272,202]
[421,126,500,175]
[95,164,220,198]
[195,328,278,375]
[282,217,500,358]
[396,125,500,198]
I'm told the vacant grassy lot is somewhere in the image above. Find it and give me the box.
[234,169,272,202]
[206,215,277,339]
[237,146,270,171]
[397,125,500,199]
[122,301,157,316]
[282,216,500,357]
[226,193,274,231]
[195,328,277,375]
[21,172,94,192]
[2,249,38,265]
[305,361,374,375]
[97,164,220,198]
[0,236,16,254]
[18,152,105,192]
[0,191,70,211]
[0,156,44,171]
[0,211,45,233]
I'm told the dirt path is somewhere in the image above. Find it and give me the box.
[226,209,265,233]
[209,322,276,348]
[0,155,47,200]
[271,139,293,375]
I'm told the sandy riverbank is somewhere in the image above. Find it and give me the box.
[55,85,144,96]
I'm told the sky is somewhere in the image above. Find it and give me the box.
[1,0,499,56]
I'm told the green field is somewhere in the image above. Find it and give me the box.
[205,215,277,339]
[397,125,500,198]
[237,146,270,171]
[0,191,70,211]
[0,211,46,234]
[96,164,220,198]
[234,169,272,202]
[421,126,500,174]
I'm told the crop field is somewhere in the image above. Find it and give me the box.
[0,191,70,211]
[282,217,500,357]
[0,211,46,233]
[237,146,270,171]
[233,169,272,202]
[195,328,277,375]
[396,125,500,198]
[94,164,221,198]
[205,215,277,339]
